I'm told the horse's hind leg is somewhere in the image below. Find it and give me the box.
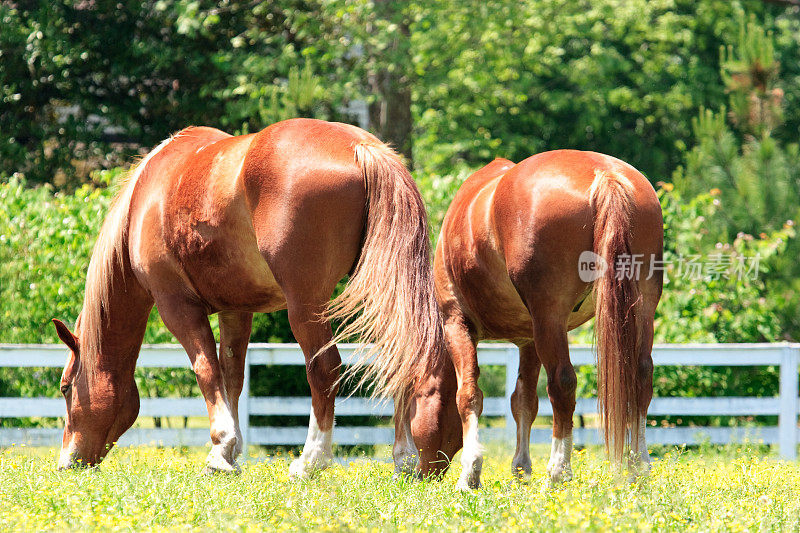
[157,299,240,473]
[445,319,483,490]
[511,341,541,480]
[218,311,253,460]
[630,300,657,479]
[286,300,341,478]
[532,317,576,484]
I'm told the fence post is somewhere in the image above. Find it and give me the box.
[505,346,519,441]
[778,344,799,460]
[239,346,251,461]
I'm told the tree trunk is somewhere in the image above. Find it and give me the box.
[368,0,414,165]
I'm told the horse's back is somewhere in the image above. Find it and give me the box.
[493,150,661,268]
[498,149,659,215]
[436,149,662,340]
[239,119,373,299]
[130,119,374,313]
[240,118,374,213]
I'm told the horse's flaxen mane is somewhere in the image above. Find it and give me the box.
[79,134,176,372]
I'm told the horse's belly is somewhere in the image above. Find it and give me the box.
[191,261,286,313]
[462,287,535,341]
[168,213,288,313]
[566,291,595,330]
[183,241,287,313]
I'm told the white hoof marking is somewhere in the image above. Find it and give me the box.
[456,414,483,490]
[547,435,573,484]
[289,409,333,479]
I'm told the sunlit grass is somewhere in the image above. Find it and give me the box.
[1,443,798,531]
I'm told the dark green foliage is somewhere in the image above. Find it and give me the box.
[0,0,360,186]
[409,0,800,180]
[2,2,224,186]
[6,0,800,188]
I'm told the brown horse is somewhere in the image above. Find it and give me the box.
[52,118,445,476]
[396,150,663,489]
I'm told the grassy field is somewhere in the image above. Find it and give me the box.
[1,444,798,531]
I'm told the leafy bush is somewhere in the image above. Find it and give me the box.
[654,186,792,344]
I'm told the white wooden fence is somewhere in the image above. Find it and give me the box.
[1,343,798,459]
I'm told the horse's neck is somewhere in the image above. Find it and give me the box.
[84,257,153,373]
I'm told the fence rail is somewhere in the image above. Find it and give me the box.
[1,343,798,459]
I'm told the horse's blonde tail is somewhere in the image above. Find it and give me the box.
[590,169,644,464]
[325,142,444,407]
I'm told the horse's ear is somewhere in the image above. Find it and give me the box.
[52,319,79,354]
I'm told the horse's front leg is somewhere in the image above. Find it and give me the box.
[286,301,340,479]
[218,311,253,460]
[158,299,240,473]
[446,320,483,490]
[393,398,420,478]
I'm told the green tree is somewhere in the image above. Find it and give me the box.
[1,1,229,186]
[409,0,800,181]
[674,16,800,338]
[0,1,360,187]
[675,18,800,235]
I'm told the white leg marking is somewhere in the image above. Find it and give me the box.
[628,416,651,480]
[204,402,240,474]
[456,414,483,490]
[231,407,243,459]
[547,433,573,484]
[289,409,333,479]
[393,413,419,478]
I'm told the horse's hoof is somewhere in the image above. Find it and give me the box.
[455,473,481,491]
[548,471,573,487]
[511,464,532,484]
[288,455,331,480]
[455,480,480,492]
[202,455,241,475]
[201,462,240,476]
[288,464,312,480]
[547,462,573,486]
[512,472,532,485]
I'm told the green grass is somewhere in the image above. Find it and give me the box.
[1,444,798,531]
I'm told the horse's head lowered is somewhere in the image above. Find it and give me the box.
[407,356,464,476]
[52,318,139,469]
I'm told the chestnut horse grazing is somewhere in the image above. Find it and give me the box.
[52,118,444,476]
[407,150,663,489]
